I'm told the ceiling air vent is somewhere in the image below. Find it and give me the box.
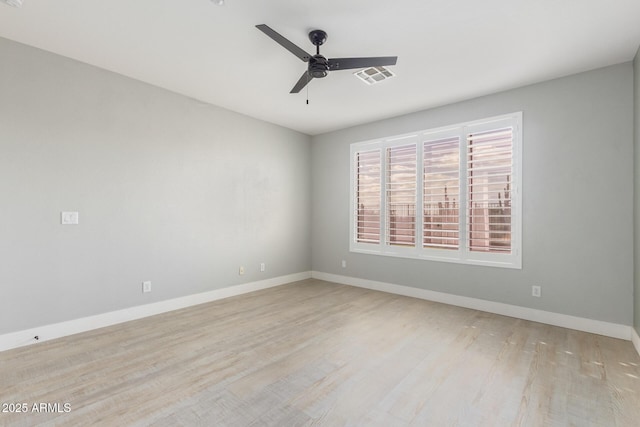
[354,66,395,85]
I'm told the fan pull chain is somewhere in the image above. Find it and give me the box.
[306,74,310,105]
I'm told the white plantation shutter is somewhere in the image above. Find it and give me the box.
[386,144,417,246]
[350,112,521,268]
[355,149,381,244]
[423,136,460,250]
[467,127,513,253]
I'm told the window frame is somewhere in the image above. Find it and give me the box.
[349,112,522,269]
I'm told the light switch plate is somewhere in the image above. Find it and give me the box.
[61,211,79,225]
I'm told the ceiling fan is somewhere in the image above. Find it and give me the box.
[256,24,398,94]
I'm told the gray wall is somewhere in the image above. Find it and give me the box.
[0,38,311,335]
[634,47,640,334]
[312,63,634,325]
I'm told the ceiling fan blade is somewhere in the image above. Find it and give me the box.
[256,24,312,62]
[328,56,398,71]
[290,71,313,93]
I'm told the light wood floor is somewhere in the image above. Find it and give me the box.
[1,279,639,426]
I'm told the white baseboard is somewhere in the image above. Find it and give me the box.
[311,271,632,341]
[4,271,635,355]
[0,271,312,353]
[632,327,640,357]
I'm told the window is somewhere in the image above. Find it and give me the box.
[423,136,460,251]
[386,143,417,246]
[350,112,522,269]
[355,149,381,244]
[467,127,513,254]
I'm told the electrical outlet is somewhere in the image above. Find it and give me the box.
[532,285,541,297]
[341,260,347,268]
[260,263,265,272]
[239,266,245,275]
[142,281,152,293]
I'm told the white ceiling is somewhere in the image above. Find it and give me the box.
[1,0,639,135]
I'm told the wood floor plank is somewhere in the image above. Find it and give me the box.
[1,279,638,426]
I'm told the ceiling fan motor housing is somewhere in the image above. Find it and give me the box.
[309,55,329,78]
